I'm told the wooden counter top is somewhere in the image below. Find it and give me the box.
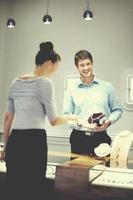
[48,150,106,166]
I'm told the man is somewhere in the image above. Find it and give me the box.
[63,50,123,155]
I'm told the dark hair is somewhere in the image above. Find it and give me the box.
[74,50,93,66]
[35,41,61,65]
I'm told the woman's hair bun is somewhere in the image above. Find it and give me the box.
[39,41,54,51]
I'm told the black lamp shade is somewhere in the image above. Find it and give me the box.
[83,10,93,20]
[43,14,52,24]
[7,18,16,28]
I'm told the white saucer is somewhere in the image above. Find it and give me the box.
[94,143,112,157]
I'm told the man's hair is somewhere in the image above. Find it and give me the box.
[74,50,93,66]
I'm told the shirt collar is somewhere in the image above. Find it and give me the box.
[76,75,100,87]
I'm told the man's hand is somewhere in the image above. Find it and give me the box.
[93,120,111,132]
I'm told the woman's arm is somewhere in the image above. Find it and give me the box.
[50,114,78,126]
[3,112,14,148]
[0,112,14,161]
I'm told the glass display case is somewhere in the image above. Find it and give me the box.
[90,163,133,189]
[46,154,77,179]
[89,158,133,200]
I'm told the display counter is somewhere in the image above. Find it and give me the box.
[52,152,133,200]
[0,151,133,200]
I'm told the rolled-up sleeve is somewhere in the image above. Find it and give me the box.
[63,89,75,115]
[108,84,123,124]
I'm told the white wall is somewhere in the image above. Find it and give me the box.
[0,0,133,145]
[0,0,7,128]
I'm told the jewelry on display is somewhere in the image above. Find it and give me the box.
[110,130,133,162]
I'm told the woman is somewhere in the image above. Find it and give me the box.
[0,41,79,200]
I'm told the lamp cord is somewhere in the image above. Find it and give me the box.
[87,0,90,10]
[46,0,49,14]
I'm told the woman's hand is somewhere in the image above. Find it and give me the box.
[77,119,97,129]
[68,114,79,122]
[0,148,5,162]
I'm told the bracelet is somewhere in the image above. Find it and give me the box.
[77,122,82,126]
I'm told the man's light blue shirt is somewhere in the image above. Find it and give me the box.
[63,76,123,124]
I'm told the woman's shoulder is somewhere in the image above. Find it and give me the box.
[9,77,19,87]
[38,77,52,85]
[37,77,54,92]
